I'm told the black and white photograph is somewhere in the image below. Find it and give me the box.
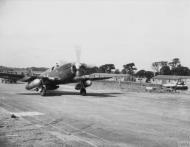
[0,0,190,146]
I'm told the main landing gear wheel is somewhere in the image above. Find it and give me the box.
[40,86,46,96]
[80,88,86,96]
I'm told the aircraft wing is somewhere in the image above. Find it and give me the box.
[20,75,38,82]
[74,74,112,82]
[0,71,43,82]
[21,75,61,85]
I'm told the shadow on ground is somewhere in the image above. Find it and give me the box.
[17,90,122,98]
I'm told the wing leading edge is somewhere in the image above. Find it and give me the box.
[74,74,112,82]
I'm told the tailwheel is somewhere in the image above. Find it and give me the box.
[40,86,47,96]
[80,88,86,96]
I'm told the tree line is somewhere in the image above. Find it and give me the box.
[152,58,190,76]
[80,63,154,82]
[79,63,138,75]
[80,57,190,83]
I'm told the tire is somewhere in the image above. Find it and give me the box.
[40,86,46,96]
[80,88,86,96]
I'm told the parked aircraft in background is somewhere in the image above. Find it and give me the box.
[0,72,24,83]
[0,69,40,84]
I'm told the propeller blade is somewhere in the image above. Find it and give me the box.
[74,46,97,76]
[75,46,82,76]
[75,46,81,65]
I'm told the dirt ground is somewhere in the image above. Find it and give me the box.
[0,82,190,147]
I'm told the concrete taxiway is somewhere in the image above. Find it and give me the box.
[0,82,190,147]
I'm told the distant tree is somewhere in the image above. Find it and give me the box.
[86,66,99,74]
[106,64,115,73]
[79,64,98,75]
[152,61,168,74]
[98,66,105,73]
[160,65,171,75]
[78,64,87,75]
[135,70,154,82]
[169,58,181,69]
[98,64,115,73]
[123,63,137,75]
[121,69,127,74]
[114,69,120,74]
[145,71,154,82]
[154,72,160,76]
[160,61,168,67]
[152,62,160,73]
[171,66,190,76]
[152,58,190,76]
[135,70,146,78]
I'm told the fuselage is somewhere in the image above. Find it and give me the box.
[40,63,77,84]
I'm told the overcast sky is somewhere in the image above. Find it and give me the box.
[0,0,189,70]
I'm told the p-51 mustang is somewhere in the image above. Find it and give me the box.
[0,62,111,96]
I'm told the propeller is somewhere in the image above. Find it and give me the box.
[75,46,82,76]
[74,46,97,76]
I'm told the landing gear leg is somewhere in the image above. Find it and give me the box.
[79,81,87,96]
[80,88,86,96]
[40,86,47,96]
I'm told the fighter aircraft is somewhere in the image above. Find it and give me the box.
[20,61,111,96]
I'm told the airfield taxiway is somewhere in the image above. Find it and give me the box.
[0,82,190,147]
